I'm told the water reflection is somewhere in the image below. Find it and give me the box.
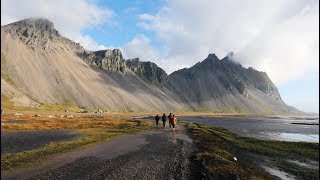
[181,116,319,143]
[172,132,176,144]
[277,133,318,143]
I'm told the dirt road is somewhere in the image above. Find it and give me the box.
[2,124,195,180]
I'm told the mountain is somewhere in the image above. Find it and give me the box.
[168,53,294,113]
[1,18,301,114]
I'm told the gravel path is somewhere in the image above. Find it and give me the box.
[1,130,82,154]
[2,124,195,180]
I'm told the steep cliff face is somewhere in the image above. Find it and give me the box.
[82,49,127,73]
[169,54,295,113]
[220,54,282,101]
[1,18,301,114]
[81,49,170,85]
[126,58,170,85]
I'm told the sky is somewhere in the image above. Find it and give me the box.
[1,0,319,113]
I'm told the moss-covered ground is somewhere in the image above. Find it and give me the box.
[186,122,319,180]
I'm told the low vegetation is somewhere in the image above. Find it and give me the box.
[1,114,153,171]
[186,123,319,180]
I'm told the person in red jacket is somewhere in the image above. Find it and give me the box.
[172,115,177,131]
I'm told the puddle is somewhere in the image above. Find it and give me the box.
[291,122,319,125]
[261,166,296,180]
[262,132,319,143]
[175,133,193,143]
[288,160,319,169]
[278,133,319,143]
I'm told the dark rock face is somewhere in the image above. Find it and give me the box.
[83,49,127,73]
[82,51,170,85]
[126,58,169,84]
[191,54,282,100]
[220,56,282,101]
[169,53,289,112]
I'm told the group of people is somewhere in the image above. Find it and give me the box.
[155,113,177,131]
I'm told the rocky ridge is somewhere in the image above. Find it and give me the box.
[1,18,85,53]
[1,18,301,114]
[1,18,168,85]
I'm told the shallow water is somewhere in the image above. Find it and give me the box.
[1,130,82,154]
[261,166,296,180]
[288,160,319,169]
[265,132,319,143]
[180,115,319,143]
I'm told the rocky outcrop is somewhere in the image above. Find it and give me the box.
[81,50,170,85]
[1,18,85,53]
[82,49,127,73]
[220,55,282,101]
[126,58,170,85]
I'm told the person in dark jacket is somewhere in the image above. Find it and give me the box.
[162,114,166,127]
[155,114,160,127]
[168,113,172,127]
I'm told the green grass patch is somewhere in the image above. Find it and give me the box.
[186,123,319,180]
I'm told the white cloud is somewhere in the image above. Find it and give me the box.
[137,0,319,84]
[121,34,194,74]
[1,0,113,50]
[235,2,319,85]
[139,13,156,21]
[122,35,161,62]
[76,35,110,51]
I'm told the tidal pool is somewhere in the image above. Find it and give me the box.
[180,115,319,143]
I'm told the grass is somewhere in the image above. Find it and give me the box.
[1,114,153,171]
[0,101,84,114]
[186,122,319,180]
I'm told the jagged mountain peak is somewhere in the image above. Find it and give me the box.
[125,57,170,85]
[126,57,140,62]
[206,53,220,61]
[1,18,87,53]
[17,18,54,29]
[2,17,59,37]
[4,18,53,27]
[91,49,123,60]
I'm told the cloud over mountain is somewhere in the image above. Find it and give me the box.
[136,0,319,85]
[1,0,113,50]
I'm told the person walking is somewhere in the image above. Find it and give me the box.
[162,113,166,128]
[168,113,172,127]
[172,115,177,131]
[155,114,160,127]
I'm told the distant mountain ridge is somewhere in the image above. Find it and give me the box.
[1,18,301,114]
